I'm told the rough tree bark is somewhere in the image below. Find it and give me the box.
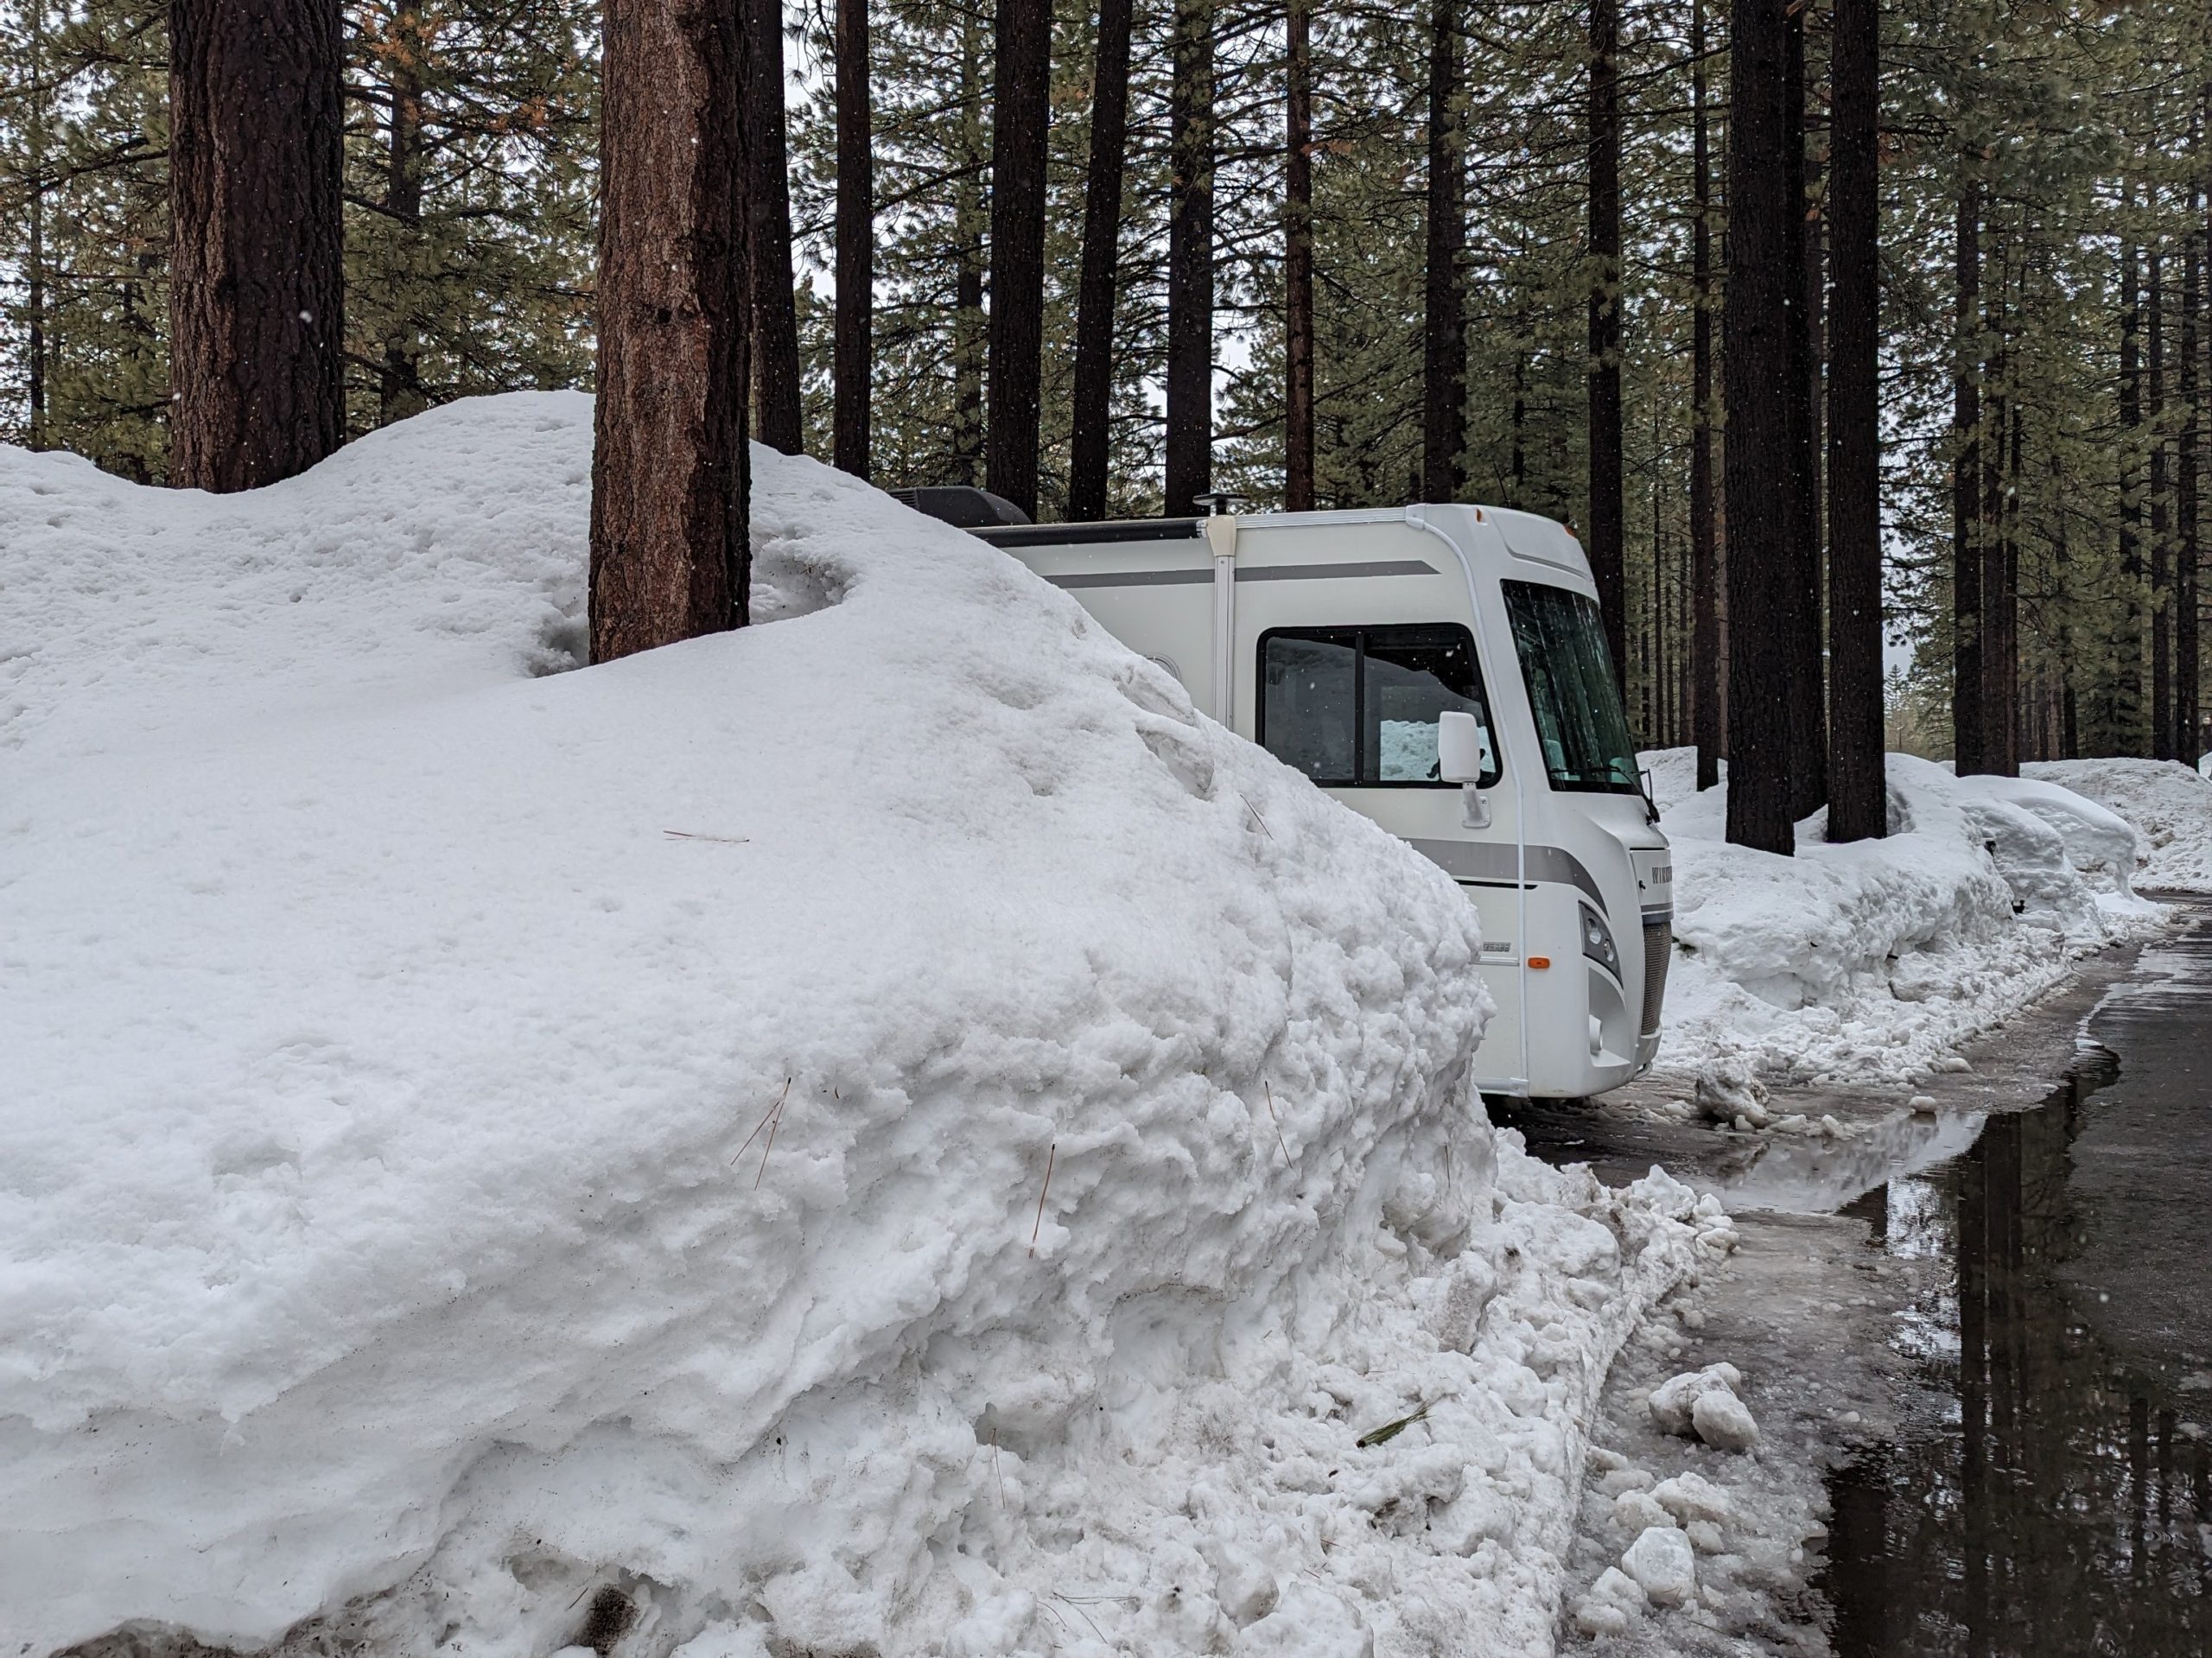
[1782,4,1825,815]
[952,15,985,484]
[1069,0,1133,520]
[1725,0,1796,854]
[1692,0,1721,790]
[1980,272,2017,778]
[1165,0,1214,514]
[747,0,804,455]
[985,0,1051,518]
[1586,0,1625,679]
[2152,238,2174,760]
[25,0,46,451]
[1284,0,1316,511]
[833,0,871,477]
[1827,0,1883,841]
[1421,0,1465,502]
[589,0,751,662]
[168,0,345,492]
[378,0,425,427]
[2119,204,2144,753]
[2184,175,2204,761]
[1954,175,1984,772]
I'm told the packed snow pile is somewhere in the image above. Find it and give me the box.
[2025,757,2212,893]
[3,394,1714,1658]
[1641,748,2162,1087]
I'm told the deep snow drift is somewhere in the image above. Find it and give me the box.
[2,395,1719,1658]
[1642,748,2164,1089]
[2025,757,2212,893]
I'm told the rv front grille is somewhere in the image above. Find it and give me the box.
[1640,916,1672,1037]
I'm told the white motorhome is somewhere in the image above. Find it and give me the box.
[904,490,1670,1100]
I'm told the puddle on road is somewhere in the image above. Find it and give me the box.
[1823,911,2212,1655]
[1514,899,2212,1653]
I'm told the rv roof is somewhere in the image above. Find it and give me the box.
[966,504,1592,584]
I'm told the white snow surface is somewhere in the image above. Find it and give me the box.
[2025,757,2212,893]
[2,394,1713,1657]
[1642,747,2164,1087]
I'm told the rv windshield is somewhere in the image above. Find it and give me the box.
[1502,581,1640,793]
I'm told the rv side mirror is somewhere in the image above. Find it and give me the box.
[1437,710,1487,784]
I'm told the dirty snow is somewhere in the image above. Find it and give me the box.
[2,393,1713,1658]
[1640,748,2165,1092]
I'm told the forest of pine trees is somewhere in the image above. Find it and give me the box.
[2,0,2209,852]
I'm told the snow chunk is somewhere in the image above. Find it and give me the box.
[1620,1524,1699,1606]
[1573,1566,1649,1636]
[1652,1470,1733,1525]
[1647,1363,1744,1436]
[1692,1388,1762,1452]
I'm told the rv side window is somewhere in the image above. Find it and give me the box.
[1501,581,1641,793]
[1257,625,1499,788]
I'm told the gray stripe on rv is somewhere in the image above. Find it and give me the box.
[1046,559,1438,590]
[1408,838,1606,909]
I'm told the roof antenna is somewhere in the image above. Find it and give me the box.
[1194,491,1246,517]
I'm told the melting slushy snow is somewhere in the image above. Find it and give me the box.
[1,394,1717,1657]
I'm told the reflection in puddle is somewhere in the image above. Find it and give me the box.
[1823,1045,2212,1655]
[1715,1109,1989,1216]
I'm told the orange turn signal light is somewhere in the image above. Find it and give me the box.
[1528,956,1551,969]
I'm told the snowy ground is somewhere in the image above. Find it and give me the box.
[1641,748,2171,1096]
[3,395,1721,1658]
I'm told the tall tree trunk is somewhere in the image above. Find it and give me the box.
[1724,0,1796,854]
[985,0,1051,518]
[833,0,872,477]
[2120,202,2145,755]
[1070,0,1133,520]
[591,0,750,662]
[1586,0,1624,677]
[1165,0,1214,513]
[747,0,804,455]
[25,0,46,452]
[168,0,345,492]
[1783,4,1825,814]
[2184,177,2204,764]
[1953,176,1984,772]
[1283,0,1316,511]
[2152,238,2174,759]
[1422,0,1466,501]
[1827,0,1882,841]
[378,0,425,429]
[1980,274,2017,778]
[2056,448,2079,758]
[953,15,986,486]
[1692,0,1721,790]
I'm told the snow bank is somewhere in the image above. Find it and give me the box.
[2025,758,2212,893]
[3,395,1707,1657]
[1642,748,2160,1087]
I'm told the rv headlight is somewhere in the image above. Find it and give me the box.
[1580,904,1621,977]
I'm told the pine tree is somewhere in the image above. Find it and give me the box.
[169,0,346,490]
[1726,0,1798,853]
[833,0,871,477]
[590,0,750,659]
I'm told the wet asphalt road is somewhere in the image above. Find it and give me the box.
[1512,898,2212,1656]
